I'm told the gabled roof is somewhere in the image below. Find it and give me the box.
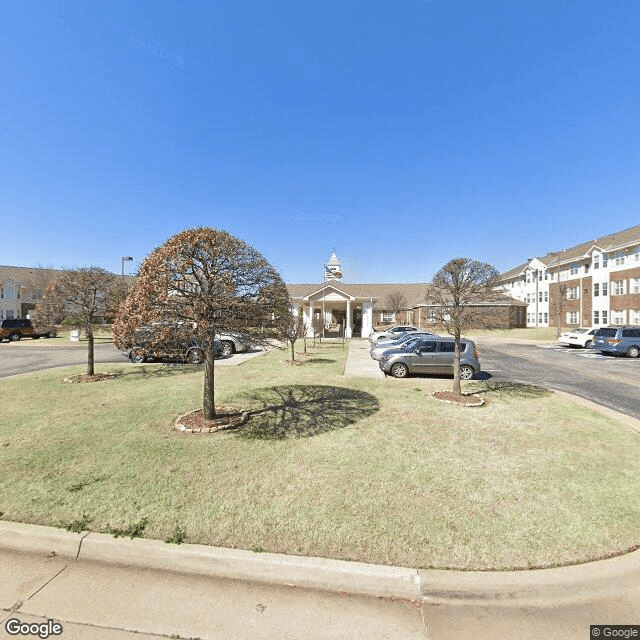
[286,282,431,305]
[408,293,527,308]
[498,224,640,279]
[0,265,65,288]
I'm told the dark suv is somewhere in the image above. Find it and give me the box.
[0,319,57,341]
[592,326,640,358]
[121,322,222,364]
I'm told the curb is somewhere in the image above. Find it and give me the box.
[2,521,640,606]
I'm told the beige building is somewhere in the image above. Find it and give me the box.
[288,253,526,337]
[0,266,63,322]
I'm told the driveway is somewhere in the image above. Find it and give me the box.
[0,341,267,379]
[477,339,640,420]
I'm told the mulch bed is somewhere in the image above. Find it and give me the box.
[281,359,307,366]
[430,391,485,407]
[63,373,118,383]
[175,407,249,434]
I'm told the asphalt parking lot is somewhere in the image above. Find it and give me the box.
[476,339,639,420]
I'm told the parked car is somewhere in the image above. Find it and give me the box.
[592,326,640,358]
[370,331,439,360]
[379,336,481,379]
[557,327,597,348]
[216,332,251,357]
[0,319,57,341]
[121,323,223,364]
[369,325,419,344]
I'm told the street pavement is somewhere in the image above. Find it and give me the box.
[0,340,267,379]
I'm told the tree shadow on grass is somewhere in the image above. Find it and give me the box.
[304,358,337,364]
[467,381,553,399]
[109,364,203,380]
[233,384,380,440]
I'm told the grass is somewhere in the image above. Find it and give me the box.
[0,339,639,570]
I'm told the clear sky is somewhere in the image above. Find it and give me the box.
[2,1,639,283]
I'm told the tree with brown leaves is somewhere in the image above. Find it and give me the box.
[112,227,290,419]
[34,267,123,375]
[426,258,500,396]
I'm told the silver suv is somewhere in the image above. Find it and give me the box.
[379,336,481,379]
[592,326,640,358]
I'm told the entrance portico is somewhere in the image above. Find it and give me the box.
[291,284,376,338]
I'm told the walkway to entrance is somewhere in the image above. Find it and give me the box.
[343,338,385,379]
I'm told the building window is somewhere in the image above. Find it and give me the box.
[5,285,16,299]
[570,263,579,275]
[594,311,600,325]
[612,310,625,325]
[381,312,395,323]
[631,278,640,294]
[602,310,608,325]
[544,312,548,323]
[538,270,542,281]
[593,256,600,269]
[538,291,543,302]
[544,270,548,280]
[544,291,548,302]
[602,282,608,296]
[538,312,542,324]
[567,286,579,300]
[602,254,608,267]
[614,252,625,266]
[567,312,578,324]
[613,280,625,296]
[6,310,14,319]
[594,283,599,297]
[635,248,640,263]
[632,310,640,326]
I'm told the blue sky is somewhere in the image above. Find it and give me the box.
[2,0,639,283]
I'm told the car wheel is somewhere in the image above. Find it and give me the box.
[130,348,146,364]
[584,340,593,348]
[187,348,204,364]
[390,363,409,378]
[459,365,475,380]
[220,341,234,357]
[9,333,20,341]
[626,345,640,359]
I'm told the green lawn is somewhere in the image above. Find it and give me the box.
[1,340,638,570]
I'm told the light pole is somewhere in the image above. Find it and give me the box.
[121,256,133,277]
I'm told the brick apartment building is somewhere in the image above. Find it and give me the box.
[497,225,640,329]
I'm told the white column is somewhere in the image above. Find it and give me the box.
[362,301,373,337]
[307,302,315,337]
[346,300,352,338]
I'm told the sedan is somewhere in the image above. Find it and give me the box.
[370,331,439,360]
[557,327,597,348]
[368,325,419,344]
[379,337,481,379]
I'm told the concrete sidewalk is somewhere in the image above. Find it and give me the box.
[2,522,640,639]
[344,338,385,378]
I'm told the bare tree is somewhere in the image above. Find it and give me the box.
[555,282,569,338]
[311,315,324,345]
[279,312,306,361]
[33,267,123,375]
[384,289,408,323]
[426,258,500,396]
[112,227,290,419]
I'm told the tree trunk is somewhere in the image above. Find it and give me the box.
[87,324,95,376]
[452,325,461,397]
[203,340,217,419]
[290,339,295,361]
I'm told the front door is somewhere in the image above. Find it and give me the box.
[353,309,362,337]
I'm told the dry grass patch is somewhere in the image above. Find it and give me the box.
[0,345,639,570]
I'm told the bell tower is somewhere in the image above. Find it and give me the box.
[324,251,343,281]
